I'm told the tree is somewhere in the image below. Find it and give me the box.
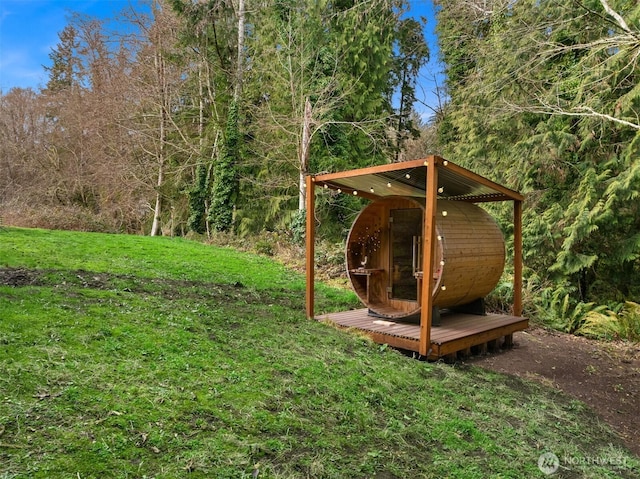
[435,0,640,302]
[391,16,430,160]
[127,0,191,236]
[0,88,47,208]
[238,0,429,234]
[44,25,82,93]
[170,0,242,234]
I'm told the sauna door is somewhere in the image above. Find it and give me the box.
[390,208,422,301]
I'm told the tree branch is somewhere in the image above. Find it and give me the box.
[502,99,640,130]
[599,0,632,34]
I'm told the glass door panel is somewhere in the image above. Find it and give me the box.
[390,208,422,300]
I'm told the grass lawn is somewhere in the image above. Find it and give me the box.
[0,227,638,478]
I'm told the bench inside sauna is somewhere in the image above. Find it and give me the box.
[306,156,528,360]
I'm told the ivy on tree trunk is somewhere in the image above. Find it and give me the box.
[209,101,239,233]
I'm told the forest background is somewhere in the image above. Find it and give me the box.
[1,0,639,339]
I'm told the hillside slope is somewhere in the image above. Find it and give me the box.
[0,228,638,478]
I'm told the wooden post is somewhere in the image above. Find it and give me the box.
[305,175,315,319]
[419,158,439,356]
[513,200,523,317]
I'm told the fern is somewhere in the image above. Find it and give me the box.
[534,286,607,333]
[578,302,640,341]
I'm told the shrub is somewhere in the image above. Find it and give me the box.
[533,284,607,333]
[484,279,514,314]
[577,302,640,341]
[289,209,307,244]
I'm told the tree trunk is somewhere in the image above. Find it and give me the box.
[235,0,245,102]
[150,160,163,236]
[299,97,312,211]
[150,15,167,237]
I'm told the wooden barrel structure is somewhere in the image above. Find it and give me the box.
[345,196,505,319]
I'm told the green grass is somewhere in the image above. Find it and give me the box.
[0,227,638,478]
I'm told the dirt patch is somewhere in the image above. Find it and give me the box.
[0,268,44,287]
[0,267,305,310]
[464,327,640,457]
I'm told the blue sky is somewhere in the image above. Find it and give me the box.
[0,0,137,92]
[0,0,443,114]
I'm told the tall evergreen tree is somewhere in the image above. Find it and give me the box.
[435,0,640,302]
[44,25,82,93]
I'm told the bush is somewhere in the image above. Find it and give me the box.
[0,204,122,233]
[255,237,275,256]
[533,284,607,333]
[289,209,307,244]
[484,279,514,314]
[577,302,640,341]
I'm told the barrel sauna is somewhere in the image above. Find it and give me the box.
[345,196,505,319]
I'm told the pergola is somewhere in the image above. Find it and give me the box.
[305,155,525,357]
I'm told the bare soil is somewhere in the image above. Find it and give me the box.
[464,327,640,457]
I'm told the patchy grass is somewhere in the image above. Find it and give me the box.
[0,227,638,478]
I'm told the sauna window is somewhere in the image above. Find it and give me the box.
[390,208,422,301]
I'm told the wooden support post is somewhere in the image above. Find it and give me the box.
[305,175,315,319]
[513,200,523,317]
[419,157,439,356]
[444,352,457,363]
[503,334,514,349]
[472,343,488,356]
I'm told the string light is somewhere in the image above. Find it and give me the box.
[442,211,448,216]
[438,187,444,194]
[370,187,375,193]
[443,160,449,166]
[337,188,342,193]
[441,285,447,291]
[405,173,411,179]
[353,190,358,195]
[387,182,392,188]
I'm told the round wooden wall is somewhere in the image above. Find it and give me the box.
[345,196,505,319]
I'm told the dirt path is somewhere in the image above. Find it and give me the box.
[464,327,640,457]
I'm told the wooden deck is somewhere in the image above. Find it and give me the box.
[316,308,528,360]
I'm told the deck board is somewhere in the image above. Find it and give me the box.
[316,308,528,359]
